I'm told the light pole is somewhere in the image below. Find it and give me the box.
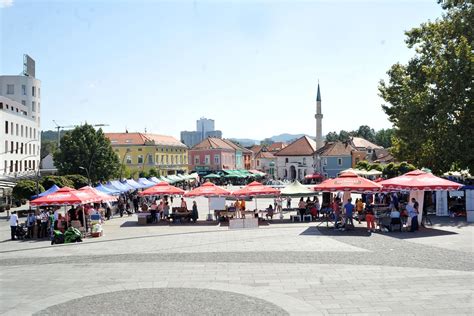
[79,166,91,186]
[119,148,131,180]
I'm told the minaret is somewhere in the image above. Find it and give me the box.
[315,82,323,150]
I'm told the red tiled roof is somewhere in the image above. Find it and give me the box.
[256,151,275,159]
[274,136,316,156]
[249,145,263,154]
[267,142,287,152]
[105,133,186,147]
[192,138,235,150]
[222,139,253,153]
[315,141,354,156]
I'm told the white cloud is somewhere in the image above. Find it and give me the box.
[0,0,14,9]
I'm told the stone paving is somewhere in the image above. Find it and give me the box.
[0,198,473,315]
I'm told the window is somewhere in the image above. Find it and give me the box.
[171,156,174,165]
[4,121,8,134]
[126,155,132,164]
[15,142,19,154]
[160,155,164,165]
[10,141,13,153]
[147,154,153,164]
[257,160,260,166]
[22,85,26,95]
[137,155,143,164]
[166,155,169,164]
[0,102,2,109]
[20,125,23,137]
[138,148,142,151]
[303,157,306,165]
[214,154,219,164]
[38,88,41,97]
[32,86,36,97]
[323,158,328,166]
[184,155,187,164]
[194,156,200,165]
[205,155,210,165]
[20,143,23,154]
[4,161,6,174]
[337,158,342,166]
[285,158,289,163]
[4,141,7,153]
[11,122,13,134]
[16,124,19,136]
[6,84,14,94]
[32,101,36,112]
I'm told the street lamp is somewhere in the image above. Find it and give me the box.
[79,166,91,186]
[119,148,131,180]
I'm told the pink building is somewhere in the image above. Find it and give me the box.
[188,138,236,172]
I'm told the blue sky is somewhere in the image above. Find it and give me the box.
[1,0,443,141]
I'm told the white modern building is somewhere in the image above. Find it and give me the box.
[0,56,41,180]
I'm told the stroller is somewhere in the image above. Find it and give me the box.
[15,224,28,240]
[51,227,82,245]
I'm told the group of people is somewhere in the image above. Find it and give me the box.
[144,197,199,224]
[324,194,421,233]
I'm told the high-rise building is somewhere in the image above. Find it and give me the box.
[180,117,223,148]
[0,55,41,180]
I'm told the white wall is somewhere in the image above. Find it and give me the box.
[276,155,315,181]
[0,96,41,178]
[0,75,41,125]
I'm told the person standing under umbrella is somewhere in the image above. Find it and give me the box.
[406,198,419,232]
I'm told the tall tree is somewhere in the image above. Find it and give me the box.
[353,125,376,143]
[325,132,339,142]
[379,1,473,173]
[53,124,120,183]
[374,128,395,148]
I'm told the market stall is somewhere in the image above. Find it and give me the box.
[231,181,280,228]
[379,170,462,224]
[137,182,185,224]
[184,181,231,221]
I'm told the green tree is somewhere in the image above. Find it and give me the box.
[64,174,89,189]
[379,1,473,174]
[353,125,376,143]
[148,168,159,177]
[374,129,395,148]
[41,175,74,189]
[13,180,45,200]
[338,130,351,142]
[355,160,370,170]
[40,140,57,160]
[54,124,120,182]
[325,132,339,142]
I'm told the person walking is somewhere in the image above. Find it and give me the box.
[191,201,199,223]
[356,198,364,224]
[298,197,306,218]
[133,195,139,213]
[407,198,419,232]
[9,211,18,240]
[286,196,292,209]
[342,198,354,230]
[365,202,375,232]
[26,212,36,239]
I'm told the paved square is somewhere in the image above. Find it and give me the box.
[1,197,473,315]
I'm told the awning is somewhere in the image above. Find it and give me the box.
[31,184,60,199]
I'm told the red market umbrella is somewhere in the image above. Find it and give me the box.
[30,187,97,206]
[139,181,185,196]
[184,182,231,197]
[378,169,462,191]
[79,186,118,203]
[232,181,280,197]
[314,171,382,193]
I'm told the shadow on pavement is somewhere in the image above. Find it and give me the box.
[120,220,219,228]
[380,227,457,239]
[311,226,372,237]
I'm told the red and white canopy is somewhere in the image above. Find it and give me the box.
[79,186,118,203]
[184,182,231,197]
[30,187,97,206]
[379,170,462,191]
[231,181,280,197]
[313,172,382,193]
[139,182,185,196]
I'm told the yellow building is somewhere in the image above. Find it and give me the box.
[105,132,188,176]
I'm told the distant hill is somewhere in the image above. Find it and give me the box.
[228,138,259,147]
[267,133,312,143]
